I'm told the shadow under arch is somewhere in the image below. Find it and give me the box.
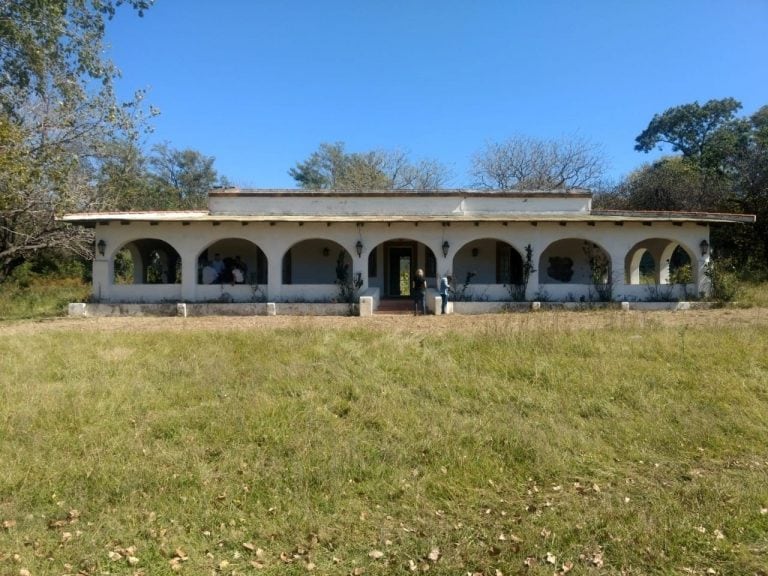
[113,238,181,284]
[538,238,612,284]
[282,238,352,285]
[452,237,525,286]
[198,238,267,285]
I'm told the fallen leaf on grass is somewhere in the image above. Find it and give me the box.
[545,552,557,565]
[591,552,604,567]
[2,520,16,530]
[427,547,440,562]
[368,550,384,560]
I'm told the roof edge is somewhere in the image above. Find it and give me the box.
[208,188,593,198]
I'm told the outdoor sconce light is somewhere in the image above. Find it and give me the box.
[699,239,709,256]
[472,247,479,258]
[355,240,363,257]
[322,247,330,257]
[442,240,450,257]
[97,239,106,256]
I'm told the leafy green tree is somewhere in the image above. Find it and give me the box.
[629,98,767,275]
[95,139,157,210]
[634,98,743,165]
[289,142,450,190]
[0,0,152,281]
[148,143,219,209]
[609,156,729,212]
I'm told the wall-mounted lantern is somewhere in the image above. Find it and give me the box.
[472,247,479,258]
[442,240,450,257]
[699,239,709,256]
[97,239,106,256]
[322,247,330,257]
[355,240,363,257]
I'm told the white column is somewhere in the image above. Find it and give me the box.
[92,258,110,302]
[180,249,197,301]
[266,249,283,302]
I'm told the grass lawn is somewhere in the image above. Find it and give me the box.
[1,309,767,575]
[0,278,90,322]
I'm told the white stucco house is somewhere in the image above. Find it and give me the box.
[62,188,755,315]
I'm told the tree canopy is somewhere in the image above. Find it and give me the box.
[0,0,157,281]
[289,142,451,190]
[595,98,767,274]
[470,135,606,191]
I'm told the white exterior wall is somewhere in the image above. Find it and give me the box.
[91,219,710,304]
[208,192,590,217]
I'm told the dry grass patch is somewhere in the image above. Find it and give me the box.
[1,311,767,575]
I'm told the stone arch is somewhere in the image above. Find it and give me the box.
[113,238,181,285]
[197,238,267,285]
[282,238,352,285]
[625,239,696,285]
[538,238,611,284]
[452,238,525,285]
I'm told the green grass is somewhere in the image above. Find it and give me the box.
[737,281,768,307]
[1,314,767,575]
[0,277,90,321]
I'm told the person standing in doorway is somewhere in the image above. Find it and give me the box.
[439,273,452,315]
[413,268,427,315]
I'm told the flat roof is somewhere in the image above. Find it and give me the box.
[61,209,756,226]
[208,187,593,198]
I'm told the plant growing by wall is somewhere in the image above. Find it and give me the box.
[335,251,363,314]
[644,282,675,302]
[452,271,477,302]
[669,263,694,300]
[507,244,535,301]
[582,242,614,301]
[704,257,740,303]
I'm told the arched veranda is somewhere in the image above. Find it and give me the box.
[367,239,437,298]
[113,238,181,285]
[281,238,353,301]
[197,238,267,285]
[538,238,612,301]
[452,238,525,301]
[625,239,695,285]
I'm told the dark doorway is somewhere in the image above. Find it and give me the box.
[387,245,413,297]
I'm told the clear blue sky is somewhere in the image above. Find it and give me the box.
[106,0,768,188]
